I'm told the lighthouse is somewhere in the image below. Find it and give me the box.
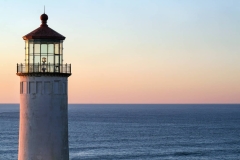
[16,13,71,160]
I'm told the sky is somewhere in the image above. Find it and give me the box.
[0,0,239,104]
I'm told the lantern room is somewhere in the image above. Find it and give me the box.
[24,39,63,66]
[17,13,71,76]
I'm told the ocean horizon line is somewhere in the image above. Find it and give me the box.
[0,103,239,105]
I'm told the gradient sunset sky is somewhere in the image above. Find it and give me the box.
[0,0,239,103]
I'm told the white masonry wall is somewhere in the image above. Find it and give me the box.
[18,76,69,160]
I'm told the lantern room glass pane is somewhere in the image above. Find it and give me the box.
[25,56,28,64]
[29,55,33,64]
[48,44,54,53]
[29,43,33,54]
[60,55,62,64]
[25,46,28,55]
[25,41,28,48]
[55,44,59,54]
[41,44,47,53]
[48,55,54,64]
[35,55,41,64]
[55,55,59,65]
[25,41,29,64]
[34,44,40,54]
[25,41,28,52]
[25,48,28,55]
[60,42,63,54]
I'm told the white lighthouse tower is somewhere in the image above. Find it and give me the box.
[16,13,71,160]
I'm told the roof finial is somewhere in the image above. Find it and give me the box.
[40,10,48,27]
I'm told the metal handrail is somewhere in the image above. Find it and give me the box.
[17,63,71,74]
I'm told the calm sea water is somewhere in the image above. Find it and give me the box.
[0,104,240,160]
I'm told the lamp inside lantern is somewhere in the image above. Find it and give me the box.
[42,57,46,63]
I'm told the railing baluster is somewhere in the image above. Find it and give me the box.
[66,63,67,73]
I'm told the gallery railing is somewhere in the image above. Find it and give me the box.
[17,63,71,74]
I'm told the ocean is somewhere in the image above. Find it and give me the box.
[0,104,240,160]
